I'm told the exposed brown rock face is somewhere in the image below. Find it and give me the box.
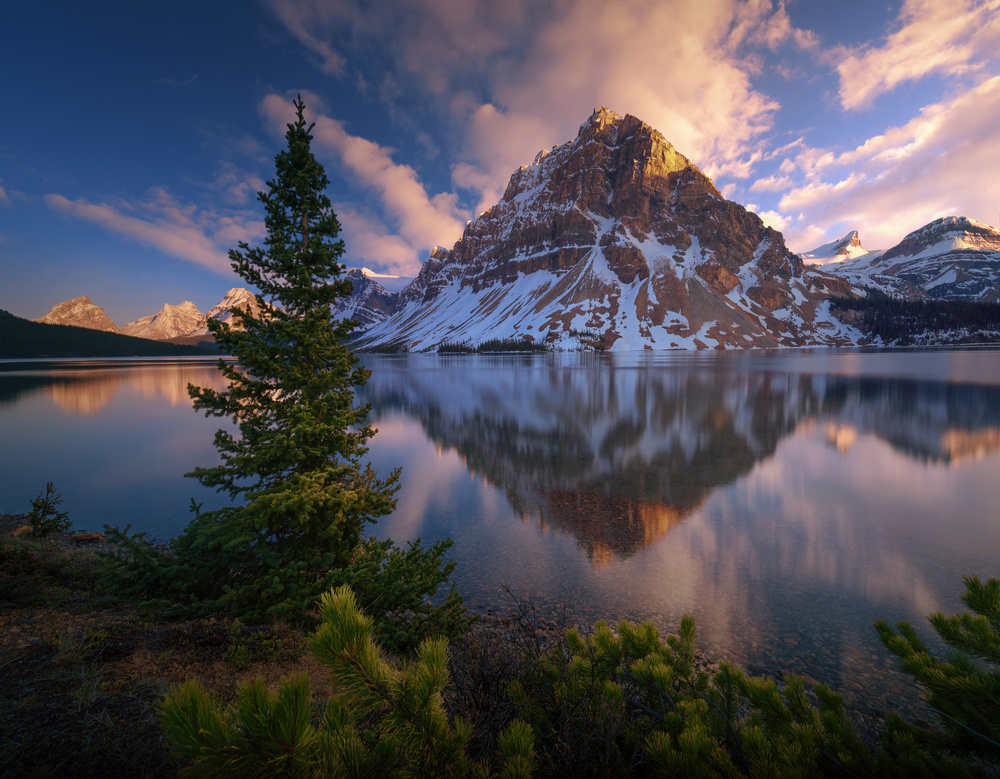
[34,296,119,332]
[360,107,861,351]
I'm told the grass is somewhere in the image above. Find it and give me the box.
[0,523,310,778]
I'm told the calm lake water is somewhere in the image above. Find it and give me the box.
[2,348,999,715]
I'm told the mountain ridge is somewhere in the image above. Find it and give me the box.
[356,107,858,351]
[823,216,1000,303]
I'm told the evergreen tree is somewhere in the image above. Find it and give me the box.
[186,95,397,581]
[101,98,465,644]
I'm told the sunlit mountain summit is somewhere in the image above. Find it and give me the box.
[355,107,858,352]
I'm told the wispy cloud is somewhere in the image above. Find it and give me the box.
[835,0,1000,110]
[266,0,349,76]
[0,183,9,205]
[773,76,1000,251]
[45,188,265,273]
[264,0,816,218]
[260,93,469,275]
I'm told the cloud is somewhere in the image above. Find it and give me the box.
[835,0,1000,110]
[775,76,1000,251]
[0,183,9,205]
[757,209,790,231]
[266,0,348,75]
[45,188,265,273]
[260,93,468,273]
[265,0,818,217]
[750,174,793,193]
[334,203,425,277]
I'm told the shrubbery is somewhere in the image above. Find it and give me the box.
[159,580,1000,777]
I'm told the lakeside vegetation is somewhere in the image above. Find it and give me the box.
[3,525,1000,777]
[830,288,1000,345]
[0,309,217,359]
[438,338,549,353]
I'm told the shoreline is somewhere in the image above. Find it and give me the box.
[1,511,934,745]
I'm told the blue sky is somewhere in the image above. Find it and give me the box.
[2,0,999,325]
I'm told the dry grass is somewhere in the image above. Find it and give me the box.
[0,519,330,778]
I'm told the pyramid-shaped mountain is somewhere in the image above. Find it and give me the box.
[356,108,857,351]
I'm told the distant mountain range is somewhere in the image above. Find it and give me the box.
[34,287,264,342]
[29,109,1000,352]
[812,217,1000,303]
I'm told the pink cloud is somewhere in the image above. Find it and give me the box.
[775,76,1000,251]
[266,0,814,220]
[835,0,1000,110]
[260,93,468,270]
[45,190,265,274]
[334,203,427,277]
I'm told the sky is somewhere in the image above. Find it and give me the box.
[2,0,999,325]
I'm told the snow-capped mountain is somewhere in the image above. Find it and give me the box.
[33,296,119,332]
[190,287,265,335]
[799,231,878,266]
[356,108,859,352]
[354,267,412,293]
[332,269,400,332]
[824,217,1000,302]
[122,301,208,340]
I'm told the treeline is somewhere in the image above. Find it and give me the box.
[0,309,217,359]
[830,289,1000,344]
[438,337,548,353]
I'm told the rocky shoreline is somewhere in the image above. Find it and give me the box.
[2,511,935,749]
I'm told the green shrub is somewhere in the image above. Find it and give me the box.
[877,574,1000,760]
[160,585,533,778]
[26,482,72,538]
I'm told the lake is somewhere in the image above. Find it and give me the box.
[2,348,999,716]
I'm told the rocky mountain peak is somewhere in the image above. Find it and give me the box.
[360,107,855,351]
[881,216,1000,261]
[122,301,207,340]
[841,231,862,250]
[34,296,119,332]
[824,215,1000,302]
[331,269,399,332]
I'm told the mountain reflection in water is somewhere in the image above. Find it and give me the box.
[355,350,1000,713]
[359,354,1000,563]
[0,359,229,415]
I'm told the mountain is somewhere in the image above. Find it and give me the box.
[190,287,265,335]
[356,108,857,352]
[332,269,400,332]
[121,301,207,340]
[799,231,877,266]
[1,308,215,359]
[353,267,412,293]
[33,296,119,333]
[825,217,1000,302]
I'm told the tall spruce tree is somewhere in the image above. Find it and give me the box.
[101,98,465,643]
[182,95,398,612]
[188,96,395,564]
